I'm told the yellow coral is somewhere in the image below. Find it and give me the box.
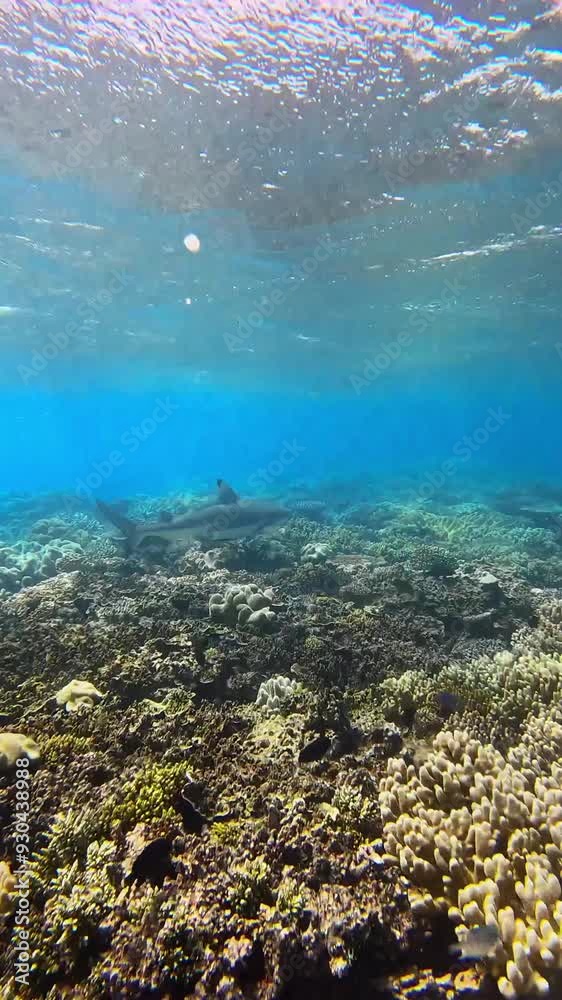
[380,710,562,997]
[42,733,93,767]
[0,861,16,916]
[375,602,562,739]
[0,732,40,770]
[100,761,189,832]
[210,820,242,847]
[55,678,104,712]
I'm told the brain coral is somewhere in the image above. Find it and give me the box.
[379,709,562,997]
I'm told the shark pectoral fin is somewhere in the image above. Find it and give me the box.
[216,479,240,504]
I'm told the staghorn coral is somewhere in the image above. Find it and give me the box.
[209,819,244,848]
[41,733,93,767]
[30,808,102,887]
[380,708,562,997]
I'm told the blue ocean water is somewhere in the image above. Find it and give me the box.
[4,5,562,998]
[3,367,562,501]
[1,164,562,502]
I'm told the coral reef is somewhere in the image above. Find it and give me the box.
[0,485,562,998]
[209,582,277,631]
[380,708,562,997]
[0,733,41,771]
[0,696,409,997]
[0,862,15,916]
[255,674,298,711]
[55,679,105,713]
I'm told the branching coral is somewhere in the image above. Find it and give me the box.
[30,808,101,887]
[38,840,118,972]
[99,761,189,833]
[42,733,93,767]
[227,857,272,917]
[512,600,562,658]
[407,544,458,578]
[380,708,562,997]
[373,602,562,740]
[379,670,443,733]
[255,674,298,712]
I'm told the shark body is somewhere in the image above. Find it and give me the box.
[96,479,290,551]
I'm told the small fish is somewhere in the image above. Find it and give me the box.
[437,690,463,718]
[450,924,500,962]
[96,480,290,552]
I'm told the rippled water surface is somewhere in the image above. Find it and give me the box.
[0,1,561,487]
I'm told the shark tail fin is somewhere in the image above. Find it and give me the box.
[96,499,136,554]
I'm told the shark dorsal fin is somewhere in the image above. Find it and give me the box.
[217,479,240,504]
